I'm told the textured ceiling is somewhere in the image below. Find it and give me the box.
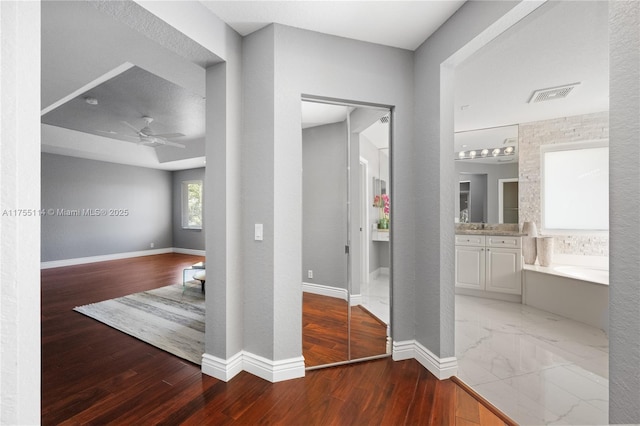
[41,1,209,170]
[201,0,466,50]
[93,1,222,69]
[42,66,205,147]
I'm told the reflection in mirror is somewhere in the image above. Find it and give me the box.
[454,126,519,224]
[458,173,487,223]
[301,98,391,369]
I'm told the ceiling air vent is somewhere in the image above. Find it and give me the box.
[528,82,580,103]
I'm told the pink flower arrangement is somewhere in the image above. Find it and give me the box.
[381,193,390,218]
[373,193,391,224]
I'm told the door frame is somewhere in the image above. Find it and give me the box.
[498,178,518,224]
[359,157,370,285]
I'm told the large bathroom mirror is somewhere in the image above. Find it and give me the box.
[301,98,391,369]
[454,125,519,224]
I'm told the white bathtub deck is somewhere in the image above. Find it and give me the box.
[523,266,609,331]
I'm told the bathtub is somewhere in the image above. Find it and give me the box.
[523,262,609,331]
[546,265,609,285]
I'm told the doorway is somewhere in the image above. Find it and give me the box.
[498,178,519,224]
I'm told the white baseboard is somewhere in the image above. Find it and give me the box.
[392,339,458,380]
[201,351,243,382]
[392,340,416,361]
[302,282,348,301]
[41,247,205,269]
[202,351,305,383]
[173,247,206,256]
[243,352,306,383]
[40,248,174,269]
[350,293,362,306]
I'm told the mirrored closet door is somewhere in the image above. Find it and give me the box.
[301,97,391,369]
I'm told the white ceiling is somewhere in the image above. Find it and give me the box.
[200,1,466,51]
[301,102,351,129]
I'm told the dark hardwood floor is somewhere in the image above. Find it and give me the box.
[303,292,388,367]
[42,253,514,425]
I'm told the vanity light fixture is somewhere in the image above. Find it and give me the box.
[456,146,517,161]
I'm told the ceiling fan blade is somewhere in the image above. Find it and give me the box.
[158,139,186,149]
[95,130,139,140]
[121,121,141,134]
[151,132,185,139]
[138,136,185,149]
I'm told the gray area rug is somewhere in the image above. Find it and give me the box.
[74,283,205,365]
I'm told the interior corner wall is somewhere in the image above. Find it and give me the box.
[241,22,415,363]
[242,25,277,360]
[172,167,206,251]
[41,153,173,261]
[204,42,244,362]
[413,0,522,358]
[302,121,348,290]
[609,1,640,423]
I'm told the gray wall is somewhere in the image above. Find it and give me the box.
[41,153,173,262]
[455,162,517,224]
[609,1,640,423]
[302,121,348,289]
[173,167,206,251]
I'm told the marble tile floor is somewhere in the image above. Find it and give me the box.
[359,272,390,325]
[456,295,609,425]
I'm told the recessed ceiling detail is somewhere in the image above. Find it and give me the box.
[41,66,205,147]
[528,82,581,104]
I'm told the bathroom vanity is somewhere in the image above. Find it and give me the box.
[455,231,523,301]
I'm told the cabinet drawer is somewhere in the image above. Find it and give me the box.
[455,235,485,246]
[487,236,521,248]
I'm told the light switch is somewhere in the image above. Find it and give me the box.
[254,224,263,241]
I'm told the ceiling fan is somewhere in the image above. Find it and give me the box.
[120,116,186,148]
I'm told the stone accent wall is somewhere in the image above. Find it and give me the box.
[518,111,609,256]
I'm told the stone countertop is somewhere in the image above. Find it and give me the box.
[455,230,526,236]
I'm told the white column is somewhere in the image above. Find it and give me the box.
[0,1,41,424]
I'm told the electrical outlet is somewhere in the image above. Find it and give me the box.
[150,242,154,248]
[307,270,313,279]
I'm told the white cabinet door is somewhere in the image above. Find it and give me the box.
[455,246,485,290]
[485,247,522,294]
